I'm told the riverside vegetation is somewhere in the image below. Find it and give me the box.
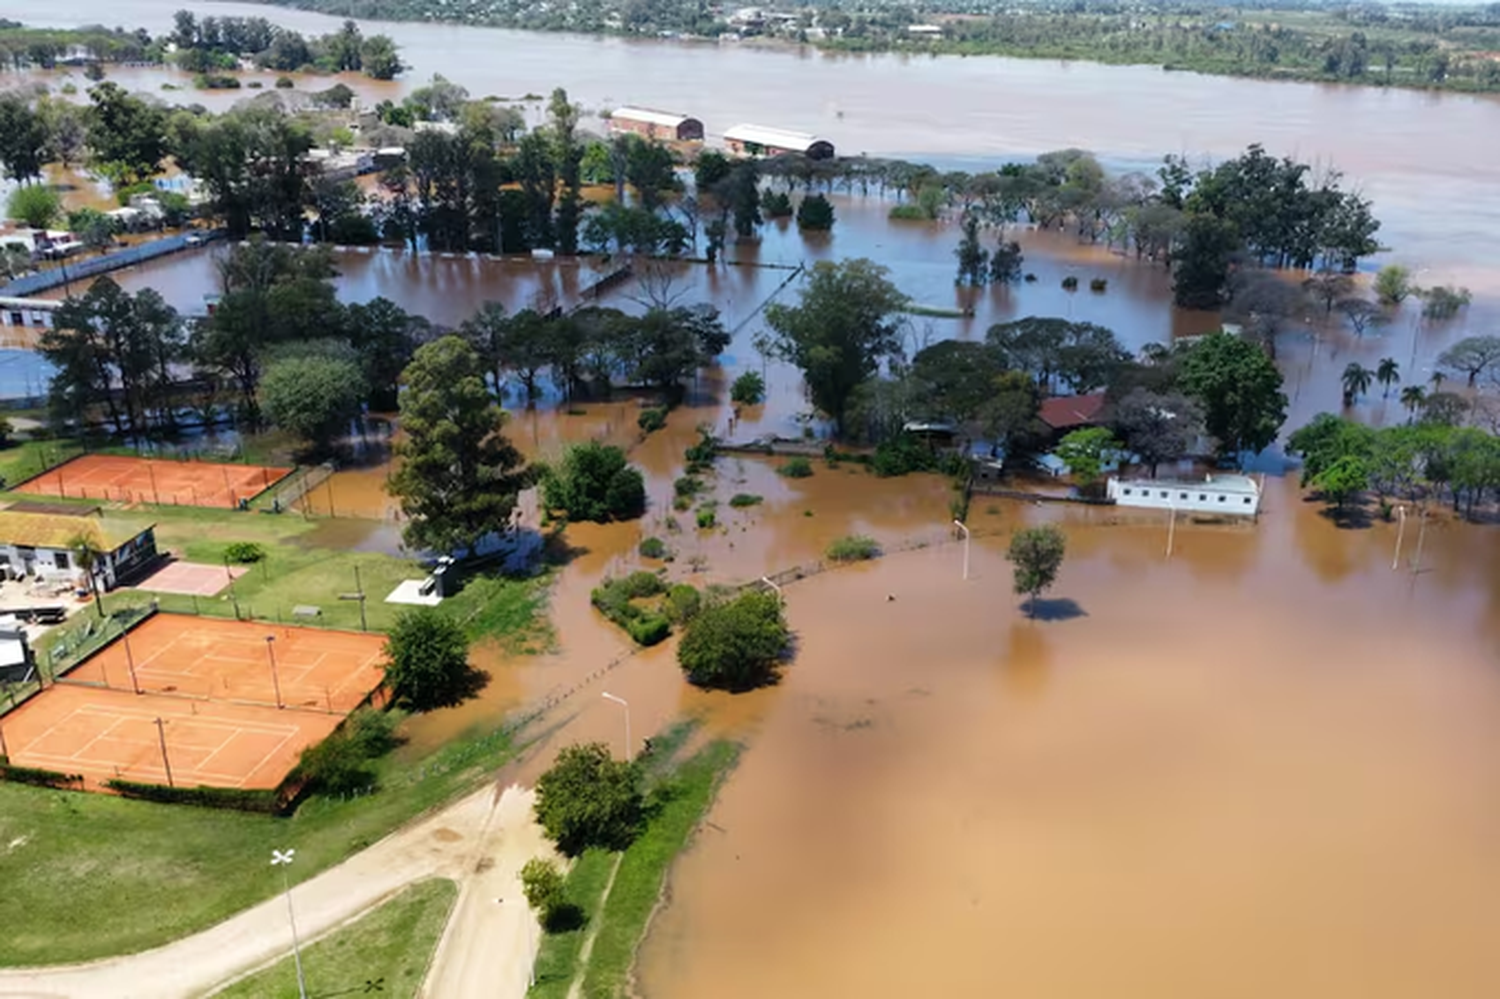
[241,0,1500,94]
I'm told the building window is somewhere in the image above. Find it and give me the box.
[1244,497,1252,505]
[1159,491,1168,498]
[1199,494,1207,501]
[1179,492,1188,500]
[1218,495,1226,502]
[1122,487,1132,495]
[55,552,70,570]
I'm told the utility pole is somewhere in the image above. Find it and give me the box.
[953,520,970,581]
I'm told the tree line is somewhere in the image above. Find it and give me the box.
[40,239,729,448]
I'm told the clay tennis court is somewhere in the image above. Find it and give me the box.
[13,455,291,509]
[0,615,387,790]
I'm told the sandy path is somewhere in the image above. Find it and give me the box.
[0,784,548,999]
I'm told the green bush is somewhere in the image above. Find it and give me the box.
[872,433,938,477]
[761,189,793,219]
[696,506,716,529]
[223,541,265,564]
[728,493,762,508]
[796,193,836,231]
[638,536,668,559]
[684,430,718,466]
[673,475,703,498]
[294,707,402,797]
[730,371,765,407]
[1090,277,1108,292]
[591,572,672,646]
[672,495,691,511]
[275,75,295,88]
[888,204,927,221]
[779,457,814,478]
[543,441,646,523]
[1062,276,1079,290]
[677,590,790,690]
[826,535,880,562]
[664,583,702,624]
[521,858,577,931]
[637,407,667,433]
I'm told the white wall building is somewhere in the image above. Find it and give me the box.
[1108,474,1261,516]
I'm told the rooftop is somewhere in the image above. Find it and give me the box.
[723,123,823,149]
[1038,391,1107,430]
[1118,474,1260,496]
[610,106,698,129]
[0,511,149,553]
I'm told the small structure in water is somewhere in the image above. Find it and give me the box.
[1108,474,1261,516]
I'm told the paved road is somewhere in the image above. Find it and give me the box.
[0,784,549,999]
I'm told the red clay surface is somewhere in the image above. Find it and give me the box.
[135,560,248,597]
[13,455,290,509]
[0,615,387,790]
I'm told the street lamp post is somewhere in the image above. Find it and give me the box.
[1411,506,1429,575]
[1392,505,1408,571]
[1166,502,1177,559]
[265,636,284,709]
[271,849,309,999]
[952,520,970,581]
[602,692,631,762]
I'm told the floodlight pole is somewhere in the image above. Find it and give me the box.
[265,635,284,709]
[602,692,631,762]
[122,624,141,695]
[953,520,970,581]
[1166,502,1177,559]
[1411,506,1429,576]
[154,717,173,786]
[272,850,308,999]
[1392,505,1407,571]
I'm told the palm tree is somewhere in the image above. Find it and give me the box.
[1341,363,1374,407]
[1399,384,1427,422]
[68,531,106,620]
[1375,357,1400,398]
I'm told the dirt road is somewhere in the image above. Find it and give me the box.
[0,785,548,999]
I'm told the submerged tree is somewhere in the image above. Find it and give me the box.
[1006,525,1067,618]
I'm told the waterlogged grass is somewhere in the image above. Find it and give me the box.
[527,737,741,999]
[825,534,881,563]
[212,878,457,998]
[0,721,517,965]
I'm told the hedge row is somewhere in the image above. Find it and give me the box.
[0,761,84,790]
[104,779,283,813]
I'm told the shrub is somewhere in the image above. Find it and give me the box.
[677,590,790,691]
[888,204,927,221]
[684,429,718,466]
[826,535,880,562]
[672,495,691,511]
[796,193,836,231]
[696,505,717,529]
[638,536,668,559]
[779,456,813,478]
[591,572,672,646]
[521,858,581,931]
[664,583,702,624]
[728,493,762,508]
[534,742,644,856]
[0,762,83,790]
[1090,278,1108,292]
[637,407,667,433]
[730,371,765,407]
[673,475,703,498]
[761,189,793,219]
[275,75,295,88]
[1061,276,1079,291]
[224,541,265,564]
[543,442,647,522]
[872,433,937,477]
[296,725,376,796]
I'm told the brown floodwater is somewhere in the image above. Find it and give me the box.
[633,481,1500,999]
[22,0,1500,289]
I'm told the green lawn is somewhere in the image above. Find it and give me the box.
[0,721,516,965]
[211,878,458,999]
[528,736,741,999]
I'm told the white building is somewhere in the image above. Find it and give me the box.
[723,124,835,160]
[1108,474,1261,516]
[0,512,159,590]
